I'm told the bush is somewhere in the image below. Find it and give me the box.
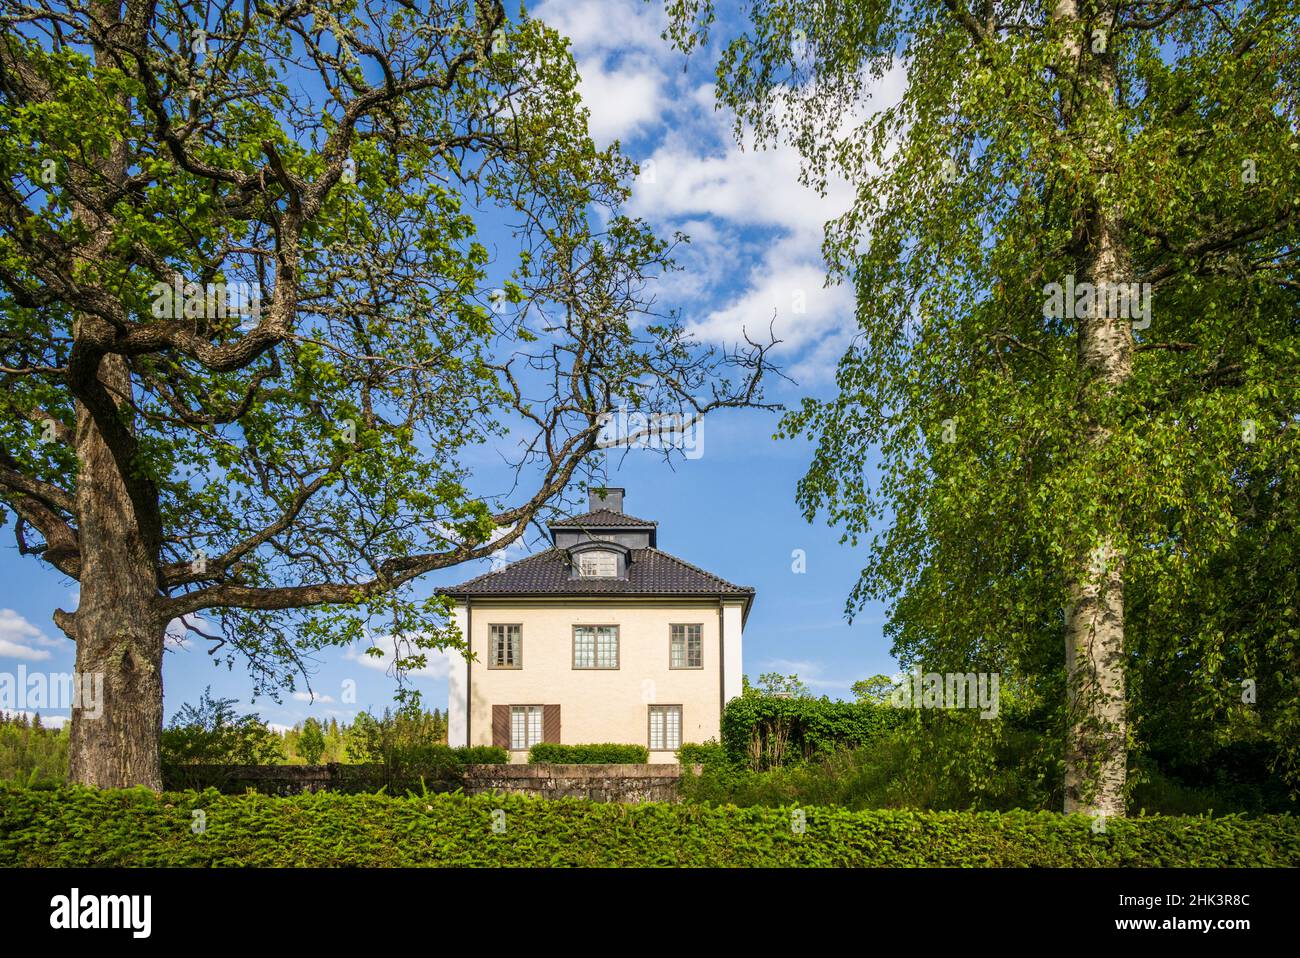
[1,783,1296,867]
[676,740,727,767]
[161,688,285,767]
[454,746,509,765]
[722,695,904,769]
[527,743,649,764]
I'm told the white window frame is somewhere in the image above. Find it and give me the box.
[648,705,682,751]
[510,705,543,751]
[573,625,619,669]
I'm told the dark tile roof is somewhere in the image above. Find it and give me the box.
[438,547,753,599]
[548,509,657,528]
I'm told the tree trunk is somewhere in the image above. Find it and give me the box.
[63,0,165,790]
[1056,0,1132,816]
[66,352,165,790]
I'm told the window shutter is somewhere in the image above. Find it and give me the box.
[492,705,509,749]
[542,704,561,744]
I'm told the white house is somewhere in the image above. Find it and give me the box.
[441,489,752,762]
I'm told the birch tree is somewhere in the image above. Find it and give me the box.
[666,0,1299,813]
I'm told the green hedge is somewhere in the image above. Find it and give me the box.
[527,743,649,764]
[454,746,509,765]
[1,784,1296,867]
[722,696,905,769]
[677,741,726,766]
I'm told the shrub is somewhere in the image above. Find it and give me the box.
[676,740,727,767]
[1,783,1296,867]
[453,746,509,765]
[721,695,904,769]
[528,743,649,764]
[161,688,285,768]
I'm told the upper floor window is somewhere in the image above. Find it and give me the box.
[577,550,618,577]
[489,624,522,669]
[573,625,619,669]
[670,624,703,669]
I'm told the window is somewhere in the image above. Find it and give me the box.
[670,624,703,669]
[573,625,619,669]
[510,705,543,750]
[577,550,618,577]
[649,705,682,751]
[488,624,522,669]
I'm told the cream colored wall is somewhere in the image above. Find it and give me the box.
[465,600,728,763]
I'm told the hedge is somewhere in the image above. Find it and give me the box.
[2,784,1297,867]
[722,696,905,769]
[527,743,650,764]
[677,741,726,766]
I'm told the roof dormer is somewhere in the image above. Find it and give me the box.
[566,539,632,580]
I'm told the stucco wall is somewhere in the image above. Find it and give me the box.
[456,599,743,761]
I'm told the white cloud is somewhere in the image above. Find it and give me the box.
[292,690,336,704]
[343,634,458,682]
[758,657,854,692]
[534,0,671,144]
[0,609,57,661]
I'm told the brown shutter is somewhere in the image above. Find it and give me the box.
[492,705,509,749]
[543,705,561,744]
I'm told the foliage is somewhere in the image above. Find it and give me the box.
[852,675,899,705]
[665,0,1300,801]
[344,707,449,766]
[676,740,727,767]
[0,0,774,789]
[527,743,649,764]
[455,746,509,765]
[0,713,68,785]
[1,783,1296,867]
[297,719,326,766]
[722,695,904,769]
[160,688,285,767]
[743,673,810,698]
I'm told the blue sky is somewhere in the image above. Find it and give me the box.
[0,0,908,730]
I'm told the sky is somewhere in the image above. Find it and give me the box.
[0,0,909,731]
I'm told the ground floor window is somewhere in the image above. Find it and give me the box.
[511,705,543,750]
[648,705,682,751]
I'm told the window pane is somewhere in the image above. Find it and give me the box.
[575,626,617,668]
[671,624,701,668]
[511,706,542,750]
[649,706,682,750]
[578,551,617,577]
[491,625,520,667]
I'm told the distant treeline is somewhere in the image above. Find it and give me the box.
[0,689,449,784]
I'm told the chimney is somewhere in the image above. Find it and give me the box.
[589,487,624,514]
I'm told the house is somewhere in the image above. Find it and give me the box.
[441,489,753,762]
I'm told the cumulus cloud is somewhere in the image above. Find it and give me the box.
[343,634,459,682]
[291,690,336,704]
[0,609,57,661]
